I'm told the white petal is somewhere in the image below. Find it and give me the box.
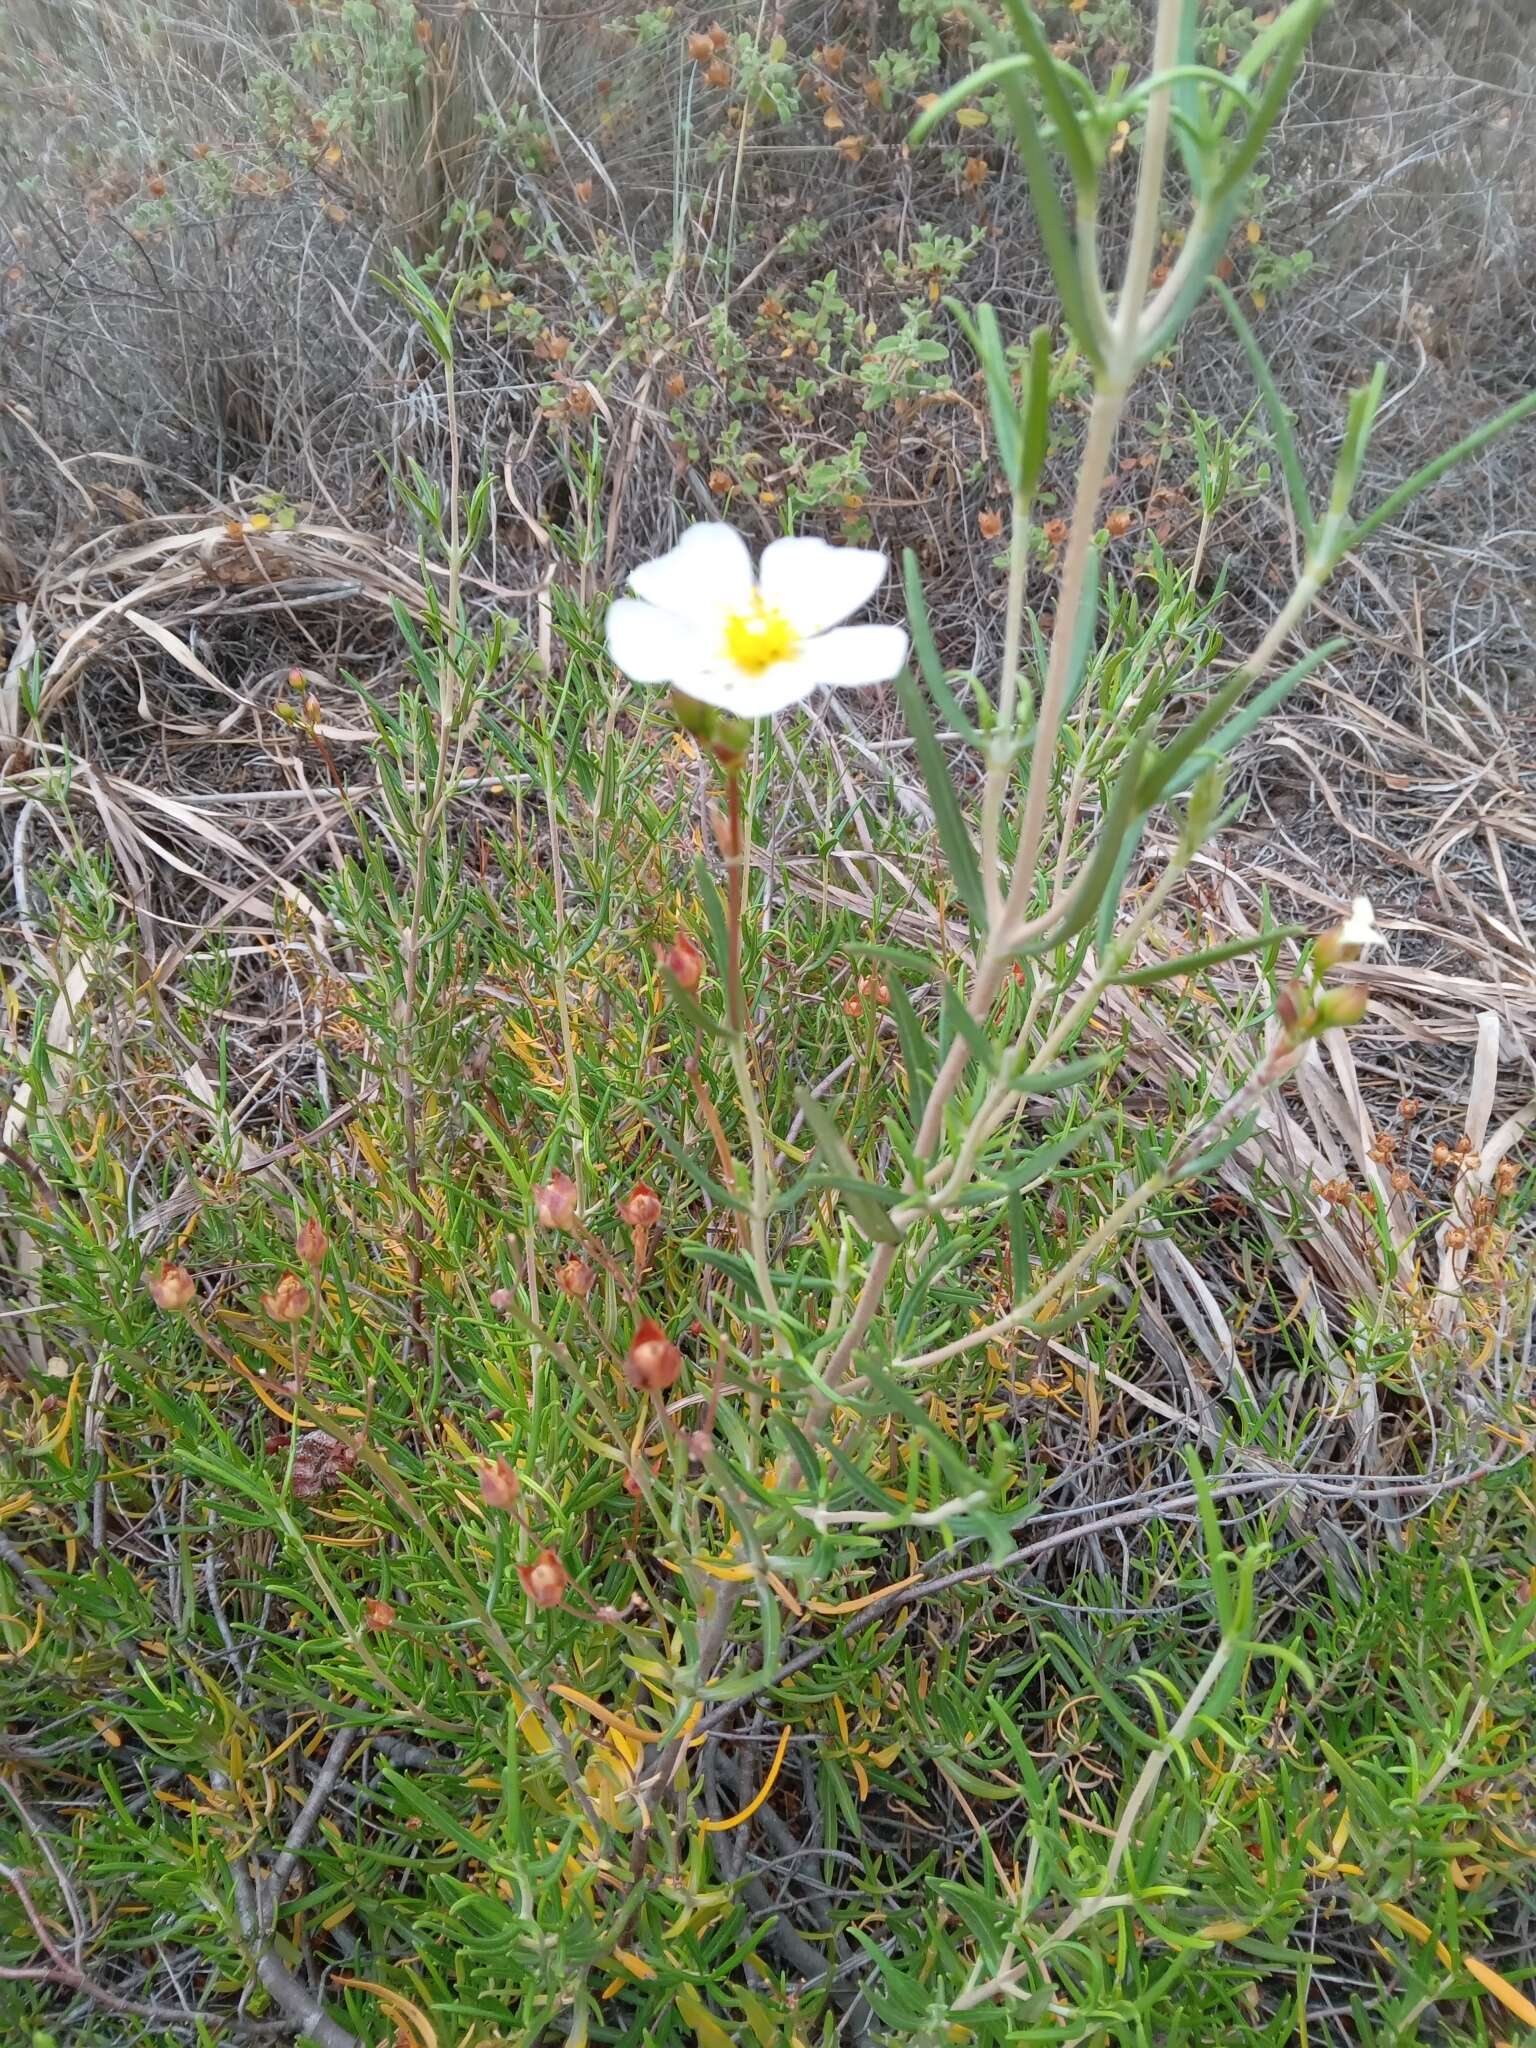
[605,598,705,684]
[759,536,888,635]
[671,657,823,718]
[800,623,909,688]
[627,524,754,626]
[1340,896,1380,948]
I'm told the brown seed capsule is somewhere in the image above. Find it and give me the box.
[555,1256,596,1300]
[704,59,731,87]
[625,1318,682,1393]
[518,1548,568,1609]
[364,1596,397,1630]
[295,1217,329,1267]
[687,30,713,60]
[479,1455,520,1511]
[262,1272,312,1324]
[1105,507,1135,538]
[708,19,728,47]
[533,1171,580,1232]
[618,1182,662,1230]
[145,1261,197,1313]
[977,508,1003,540]
[962,154,989,188]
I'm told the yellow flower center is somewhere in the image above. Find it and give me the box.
[723,598,797,675]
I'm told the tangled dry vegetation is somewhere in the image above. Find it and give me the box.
[2,3,1536,2045]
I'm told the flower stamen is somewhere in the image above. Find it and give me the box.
[723,598,797,675]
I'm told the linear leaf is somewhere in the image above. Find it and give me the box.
[897,558,987,928]
[795,1088,902,1244]
[1113,925,1302,987]
[1213,279,1316,547]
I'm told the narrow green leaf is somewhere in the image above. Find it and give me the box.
[795,1088,902,1244]
[1009,1046,1120,1096]
[1025,1283,1119,1335]
[897,559,987,929]
[651,1123,743,1210]
[695,856,731,982]
[902,546,981,741]
[1062,540,1101,713]
[952,1111,1109,1204]
[1141,637,1345,805]
[1169,0,1209,195]
[996,0,1098,197]
[938,981,1000,1078]
[945,298,1023,491]
[1210,0,1327,209]
[885,970,935,1117]
[1112,924,1302,987]
[910,54,1036,143]
[1212,279,1316,547]
[1017,733,1147,953]
[985,56,1107,366]
[1020,325,1052,493]
[1346,384,1536,556]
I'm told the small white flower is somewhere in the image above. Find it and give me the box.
[1339,897,1381,951]
[605,523,909,718]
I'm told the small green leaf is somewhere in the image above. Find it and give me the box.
[1212,279,1316,547]
[1112,925,1302,986]
[897,557,987,929]
[795,1088,902,1244]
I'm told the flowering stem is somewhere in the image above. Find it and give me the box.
[724,766,747,1036]
[980,484,1031,927]
[487,1516,508,1612]
[721,762,782,1340]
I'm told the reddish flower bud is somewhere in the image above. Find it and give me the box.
[659,933,705,993]
[145,1261,197,1313]
[555,1257,596,1300]
[479,1455,520,1511]
[517,1547,568,1609]
[262,1272,312,1323]
[533,1170,580,1232]
[626,1317,683,1392]
[295,1216,329,1267]
[489,1286,516,1313]
[618,1182,662,1230]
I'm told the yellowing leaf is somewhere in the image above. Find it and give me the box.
[1201,1918,1254,1942]
[610,1948,656,1982]
[955,107,988,128]
[1464,1956,1536,2028]
[331,1976,438,2048]
[1245,219,1262,244]
[1376,1900,1433,1946]
[676,1987,736,2048]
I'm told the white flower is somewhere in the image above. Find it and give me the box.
[605,523,909,718]
[1339,896,1381,952]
